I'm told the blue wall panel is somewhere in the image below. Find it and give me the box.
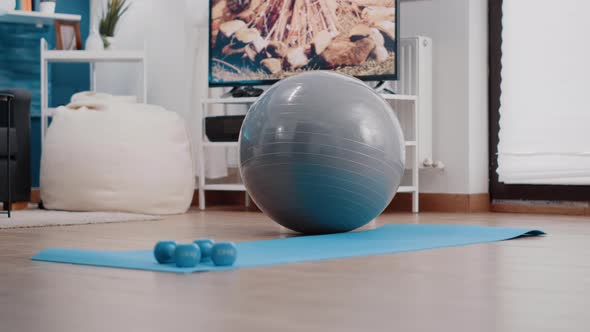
[0,1,90,188]
[47,1,91,108]
[0,24,50,116]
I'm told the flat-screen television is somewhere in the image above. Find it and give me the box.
[209,0,399,87]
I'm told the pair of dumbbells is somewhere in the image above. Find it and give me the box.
[154,239,237,268]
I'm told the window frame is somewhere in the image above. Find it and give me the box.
[488,0,590,201]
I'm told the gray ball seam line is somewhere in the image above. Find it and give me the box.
[242,140,401,171]
[244,166,393,199]
[255,129,403,156]
[240,151,402,178]
[259,204,371,224]
[243,163,393,201]
[243,178,387,212]
[263,203,372,225]
[241,159,398,191]
[243,171,396,206]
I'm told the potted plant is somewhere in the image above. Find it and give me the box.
[99,0,129,50]
[39,0,56,14]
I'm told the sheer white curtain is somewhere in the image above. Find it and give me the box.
[186,1,247,179]
[497,0,590,185]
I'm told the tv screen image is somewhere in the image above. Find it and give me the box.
[209,0,398,86]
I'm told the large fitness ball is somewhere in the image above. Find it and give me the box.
[239,72,405,234]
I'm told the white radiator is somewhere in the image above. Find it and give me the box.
[391,36,433,167]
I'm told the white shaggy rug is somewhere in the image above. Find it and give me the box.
[0,207,160,229]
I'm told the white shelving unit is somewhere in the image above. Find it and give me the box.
[43,50,146,62]
[40,38,147,141]
[0,9,80,25]
[197,94,419,213]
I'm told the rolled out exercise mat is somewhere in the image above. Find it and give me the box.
[32,224,545,274]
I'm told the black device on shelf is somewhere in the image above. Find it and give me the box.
[230,86,264,98]
[205,115,246,142]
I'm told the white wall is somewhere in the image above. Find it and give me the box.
[467,0,488,194]
[401,0,488,194]
[95,0,191,118]
[96,0,489,194]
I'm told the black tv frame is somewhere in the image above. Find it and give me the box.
[208,0,400,87]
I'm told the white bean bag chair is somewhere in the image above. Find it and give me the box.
[40,102,194,215]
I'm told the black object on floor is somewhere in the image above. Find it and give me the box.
[0,89,32,217]
[0,93,13,217]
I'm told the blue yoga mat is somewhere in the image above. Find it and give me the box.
[32,224,544,274]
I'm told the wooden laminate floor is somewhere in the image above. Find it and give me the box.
[0,209,589,332]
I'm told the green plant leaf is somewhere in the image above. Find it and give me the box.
[99,0,131,37]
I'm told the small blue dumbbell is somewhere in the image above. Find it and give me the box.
[174,243,201,268]
[153,240,177,264]
[211,242,238,266]
[193,239,215,261]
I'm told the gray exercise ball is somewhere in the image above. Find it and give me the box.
[239,71,405,234]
